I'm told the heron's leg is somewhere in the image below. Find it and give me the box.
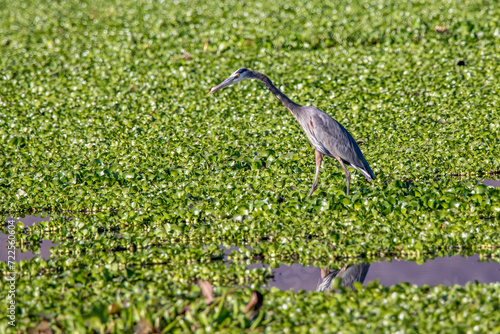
[320,268,328,279]
[308,151,324,197]
[334,156,351,195]
[338,264,348,275]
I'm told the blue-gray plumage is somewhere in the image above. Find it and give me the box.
[317,264,370,292]
[210,68,375,196]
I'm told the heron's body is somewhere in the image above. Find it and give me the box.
[292,106,375,180]
[210,68,375,196]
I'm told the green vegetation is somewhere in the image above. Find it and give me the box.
[1,0,499,332]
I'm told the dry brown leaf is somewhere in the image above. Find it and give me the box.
[134,318,152,334]
[199,281,214,304]
[436,26,448,34]
[27,320,53,334]
[204,39,210,51]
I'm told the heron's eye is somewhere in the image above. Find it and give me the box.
[236,74,240,77]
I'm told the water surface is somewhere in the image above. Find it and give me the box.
[1,215,56,263]
[483,179,500,187]
[259,255,500,291]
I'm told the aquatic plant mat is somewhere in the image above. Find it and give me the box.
[1,0,500,332]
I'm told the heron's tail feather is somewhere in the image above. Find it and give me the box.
[351,164,375,181]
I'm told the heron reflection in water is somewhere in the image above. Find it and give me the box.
[317,263,370,292]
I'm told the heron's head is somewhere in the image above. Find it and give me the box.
[209,68,251,94]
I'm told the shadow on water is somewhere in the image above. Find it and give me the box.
[248,255,500,292]
[1,215,58,263]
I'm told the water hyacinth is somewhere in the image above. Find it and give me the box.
[1,0,500,332]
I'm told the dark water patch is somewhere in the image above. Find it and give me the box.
[219,244,254,260]
[219,244,255,269]
[365,255,500,286]
[253,255,500,292]
[1,215,58,263]
[17,214,50,227]
[483,179,500,187]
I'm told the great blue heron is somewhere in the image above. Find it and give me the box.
[210,68,375,196]
[317,263,370,291]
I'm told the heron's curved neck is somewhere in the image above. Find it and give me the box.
[251,71,301,112]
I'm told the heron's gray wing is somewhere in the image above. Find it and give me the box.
[317,264,370,292]
[336,264,371,289]
[306,107,375,180]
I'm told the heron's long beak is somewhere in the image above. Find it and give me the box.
[209,76,234,94]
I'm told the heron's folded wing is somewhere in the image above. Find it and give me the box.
[308,108,375,180]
